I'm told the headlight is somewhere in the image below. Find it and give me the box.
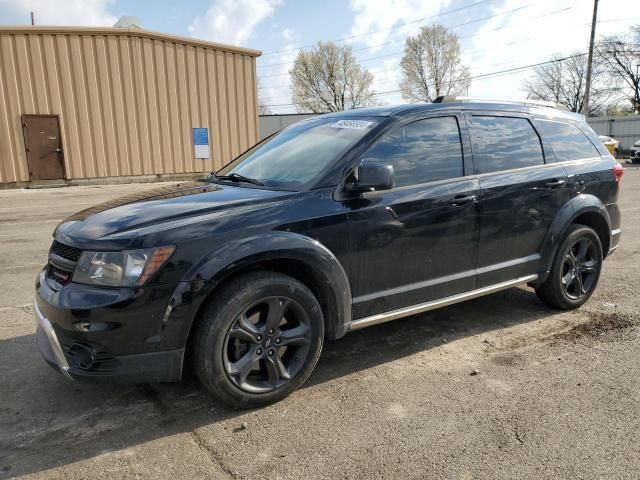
[73,245,175,287]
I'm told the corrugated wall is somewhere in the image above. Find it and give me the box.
[0,27,260,184]
[259,113,319,139]
[587,115,640,152]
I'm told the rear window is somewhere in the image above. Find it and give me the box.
[470,116,544,174]
[538,120,600,161]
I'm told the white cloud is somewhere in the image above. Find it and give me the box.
[188,0,282,47]
[282,27,296,43]
[462,0,640,99]
[0,0,117,26]
[368,57,404,105]
[347,0,454,51]
[257,28,300,112]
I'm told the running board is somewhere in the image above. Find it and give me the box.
[348,274,539,331]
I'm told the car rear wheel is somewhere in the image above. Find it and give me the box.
[193,271,324,408]
[535,224,603,310]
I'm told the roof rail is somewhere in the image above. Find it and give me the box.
[433,95,561,109]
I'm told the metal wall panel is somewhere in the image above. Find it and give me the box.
[587,115,640,151]
[0,27,260,184]
[258,113,319,140]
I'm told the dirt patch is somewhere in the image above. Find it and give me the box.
[554,311,639,343]
[491,352,525,367]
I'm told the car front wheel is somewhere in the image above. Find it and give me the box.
[535,224,603,310]
[193,271,324,408]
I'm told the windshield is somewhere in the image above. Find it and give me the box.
[216,117,381,190]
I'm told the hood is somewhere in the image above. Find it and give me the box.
[54,181,291,243]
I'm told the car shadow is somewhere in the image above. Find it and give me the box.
[0,286,562,478]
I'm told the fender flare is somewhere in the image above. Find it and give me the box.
[538,194,612,276]
[166,232,352,351]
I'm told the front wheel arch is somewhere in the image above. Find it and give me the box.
[193,255,346,342]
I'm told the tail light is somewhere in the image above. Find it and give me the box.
[613,162,624,183]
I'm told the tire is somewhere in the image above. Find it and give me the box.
[536,224,603,310]
[193,271,324,408]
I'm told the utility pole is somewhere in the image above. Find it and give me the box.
[30,11,35,25]
[582,0,599,116]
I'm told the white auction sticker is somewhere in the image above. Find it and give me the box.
[331,120,373,130]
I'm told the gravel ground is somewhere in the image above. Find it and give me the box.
[1,164,639,479]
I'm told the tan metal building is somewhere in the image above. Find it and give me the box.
[0,26,261,187]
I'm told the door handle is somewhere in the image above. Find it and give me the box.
[448,194,477,206]
[544,179,566,188]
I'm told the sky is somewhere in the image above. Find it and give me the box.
[1,0,638,113]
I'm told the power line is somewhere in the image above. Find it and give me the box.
[260,0,493,57]
[259,47,550,103]
[257,3,578,79]
[258,2,534,70]
[260,52,589,108]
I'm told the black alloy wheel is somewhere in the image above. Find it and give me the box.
[223,296,312,393]
[193,271,324,408]
[536,224,603,310]
[560,237,600,300]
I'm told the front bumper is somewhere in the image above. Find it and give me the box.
[34,269,189,383]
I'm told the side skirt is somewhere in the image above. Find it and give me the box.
[348,274,539,331]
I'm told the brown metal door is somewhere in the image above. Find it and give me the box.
[22,115,65,181]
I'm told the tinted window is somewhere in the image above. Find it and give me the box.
[470,116,544,174]
[365,116,463,187]
[538,120,600,161]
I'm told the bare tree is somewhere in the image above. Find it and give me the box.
[289,41,376,113]
[523,52,615,114]
[597,27,640,113]
[399,24,470,103]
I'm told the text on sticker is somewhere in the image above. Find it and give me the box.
[331,120,373,130]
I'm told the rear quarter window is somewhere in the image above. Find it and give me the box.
[538,120,601,161]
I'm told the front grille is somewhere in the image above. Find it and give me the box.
[47,241,82,286]
[50,240,83,263]
[48,263,73,285]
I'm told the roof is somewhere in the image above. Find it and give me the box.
[0,26,261,57]
[321,102,586,122]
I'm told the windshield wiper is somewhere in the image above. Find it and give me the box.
[211,172,264,186]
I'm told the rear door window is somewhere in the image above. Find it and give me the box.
[364,116,464,187]
[469,116,544,174]
[538,120,600,161]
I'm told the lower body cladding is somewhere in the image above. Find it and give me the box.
[33,269,196,383]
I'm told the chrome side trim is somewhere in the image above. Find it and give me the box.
[33,299,73,380]
[611,228,621,237]
[352,268,475,304]
[348,274,539,331]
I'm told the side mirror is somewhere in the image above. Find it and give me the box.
[347,161,395,194]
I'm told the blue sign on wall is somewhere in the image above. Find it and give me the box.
[193,127,210,159]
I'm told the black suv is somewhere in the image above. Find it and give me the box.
[35,100,623,407]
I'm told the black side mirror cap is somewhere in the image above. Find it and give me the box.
[346,161,395,194]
